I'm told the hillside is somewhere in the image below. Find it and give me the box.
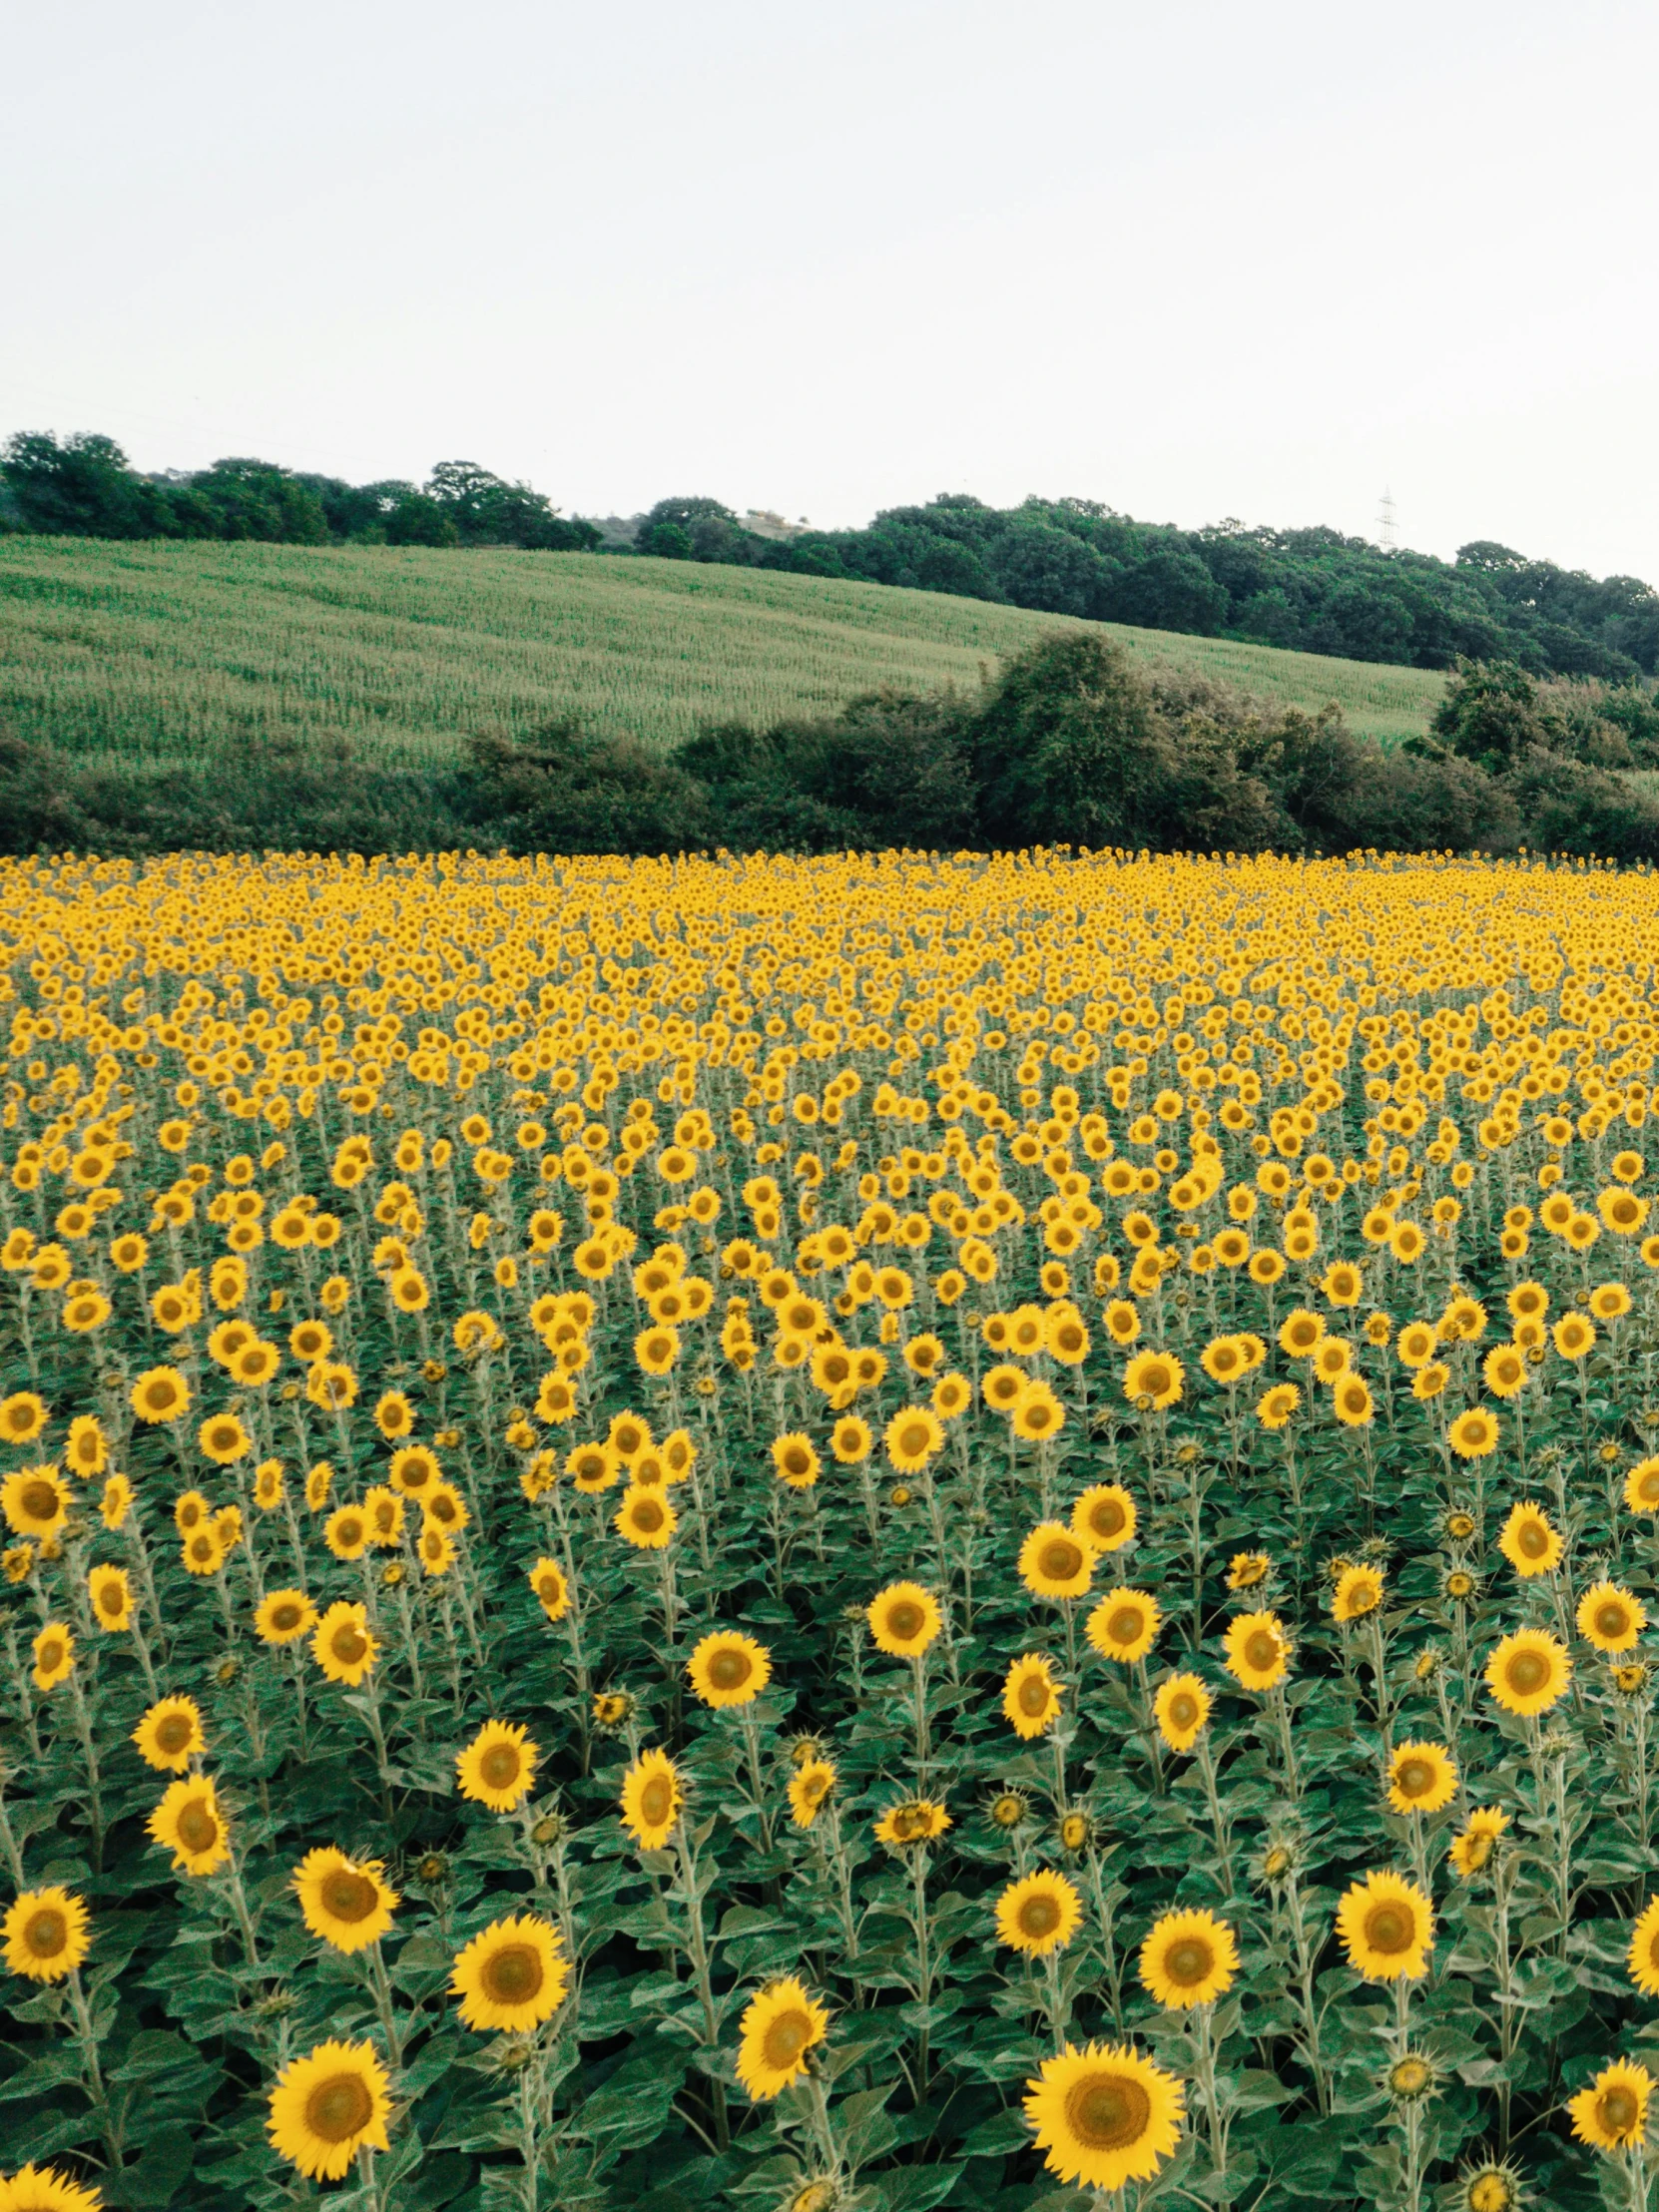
[0,538,1446,771]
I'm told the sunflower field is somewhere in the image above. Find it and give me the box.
[7,847,1659,2212]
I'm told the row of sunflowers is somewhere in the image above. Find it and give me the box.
[1,847,1659,2211]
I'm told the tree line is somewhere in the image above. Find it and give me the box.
[5,635,1658,865]
[5,433,1658,686]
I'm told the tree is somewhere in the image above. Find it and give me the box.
[0,432,174,537]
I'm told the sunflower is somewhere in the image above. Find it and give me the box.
[457,1720,539,1812]
[771,1433,820,1489]
[293,1848,399,1953]
[1200,1335,1248,1385]
[529,1556,570,1621]
[1122,1351,1183,1411]
[180,1524,230,1578]
[995,1869,1083,1957]
[1256,1382,1300,1429]
[1481,1345,1528,1398]
[1386,1741,1457,1816]
[310,1602,379,1687]
[64,1415,108,1479]
[1627,1458,1659,1513]
[1627,1898,1659,1997]
[451,1913,570,2032]
[1011,1384,1066,1443]
[1485,1627,1571,1716]
[387,1443,442,1500]
[1412,1363,1450,1401]
[1332,1564,1384,1622]
[0,1391,48,1445]
[1578,1580,1646,1654]
[830,1414,872,1463]
[1085,1589,1161,1664]
[884,1405,944,1472]
[735,1977,830,2101]
[148,1775,232,1877]
[87,1563,133,1633]
[31,1622,74,1693]
[1138,1909,1238,2008]
[256,1589,318,1646]
[1447,1408,1500,1460]
[1448,1806,1509,1879]
[2,1887,92,1983]
[866,1581,943,1656]
[1568,2059,1652,2153]
[1497,1502,1562,1577]
[131,1366,190,1424]
[1018,1524,1094,1600]
[1153,1672,1211,1752]
[873,1799,951,1847]
[198,1411,252,1465]
[323,1502,370,1562]
[418,1524,455,1577]
[788,1758,835,1829]
[1070,1483,1136,1552]
[1022,2041,1184,2190]
[1336,1870,1434,1980]
[1224,1610,1290,1691]
[982,1363,1027,1414]
[1553,1312,1596,1361]
[687,1630,773,1709]
[0,2162,106,2210]
[615,1485,676,1548]
[132,1693,205,1774]
[1,1466,68,1541]
[267,2037,392,2181]
[620,1747,682,1849]
[1001,1652,1063,1739]
[1333,1376,1375,1426]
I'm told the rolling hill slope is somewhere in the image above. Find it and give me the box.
[0,538,1447,770]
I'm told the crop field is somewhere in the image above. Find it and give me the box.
[0,540,1448,771]
[6,845,1659,2212]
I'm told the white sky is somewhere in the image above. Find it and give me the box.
[5,0,1657,579]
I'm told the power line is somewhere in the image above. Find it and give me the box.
[1377,485,1396,552]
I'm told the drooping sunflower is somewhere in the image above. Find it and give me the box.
[293,1848,400,1953]
[1337,1870,1434,1981]
[687,1630,772,1709]
[1022,2040,1184,2190]
[256,1589,318,1646]
[735,1977,830,2101]
[866,1581,943,1657]
[1001,1652,1064,1739]
[1085,1589,1161,1665]
[87,1563,133,1633]
[1497,1501,1562,1578]
[1385,1741,1458,1816]
[132,1694,205,1774]
[1138,1909,1238,2008]
[873,1798,951,1848]
[1153,1672,1212,1752]
[1122,1351,1183,1411]
[1568,2059,1652,2153]
[2,1887,92,1982]
[1332,1564,1384,1622]
[1018,1523,1094,1601]
[148,1775,232,1877]
[1070,1483,1136,1553]
[528,1556,570,1621]
[1224,1610,1290,1692]
[31,1622,74,1693]
[620,1747,683,1850]
[456,1720,540,1812]
[1578,1580,1646,1654]
[994,1869,1083,1957]
[1448,1806,1509,1880]
[310,1601,379,1687]
[451,1913,570,2033]
[1485,1627,1570,1716]
[267,2037,392,2181]
[788,1758,835,1829]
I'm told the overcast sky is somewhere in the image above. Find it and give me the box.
[5,0,1656,578]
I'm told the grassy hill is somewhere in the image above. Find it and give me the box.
[0,538,1446,771]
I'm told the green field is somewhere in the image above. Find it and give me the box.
[0,537,1447,769]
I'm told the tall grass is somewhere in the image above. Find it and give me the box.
[0,540,1447,769]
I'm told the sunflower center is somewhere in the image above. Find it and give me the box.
[1518,1523,1548,1558]
[144,1382,177,1412]
[1040,1540,1083,1582]
[482,1940,543,2004]
[1064,2071,1152,2151]
[24,1908,66,1958]
[480,1746,522,1790]
[39,1639,64,1670]
[640,1777,673,1828]
[1396,1758,1434,1800]
[273,1604,301,1632]
[1017,1676,1049,1716]
[1169,1693,1198,1729]
[1165,1937,1214,1987]
[1090,1500,1125,1539]
[886,1602,923,1641]
[304,2071,375,2144]
[97,1581,124,1617]
[177,1800,220,1854]
[1505,1651,1548,1695]
[761,2007,814,2069]
[783,1449,810,1476]
[1245,1630,1278,1672]
[1596,1604,1629,1638]
[1598,2087,1639,2133]
[1107,1607,1143,1646]
[20,1480,58,1520]
[332,1627,367,1664]
[1464,1835,1493,1871]
[156,1715,192,1754]
[1363,1904,1412,1955]
[633,1500,665,1532]
[898,1424,928,1456]
[1018,1893,1062,1936]
[321,1871,379,1923]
